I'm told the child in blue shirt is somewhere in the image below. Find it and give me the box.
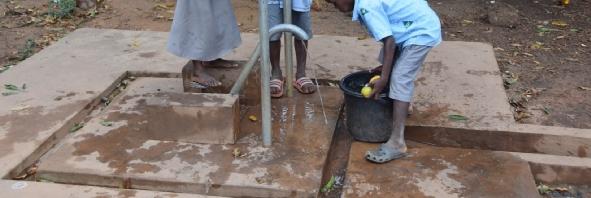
[331,0,442,163]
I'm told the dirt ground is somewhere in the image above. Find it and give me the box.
[0,0,589,130]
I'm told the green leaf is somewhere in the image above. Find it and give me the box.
[70,123,84,133]
[448,115,469,121]
[5,84,19,91]
[537,184,550,194]
[321,176,336,193]
[543,107,551,115]
[100,120,113,127]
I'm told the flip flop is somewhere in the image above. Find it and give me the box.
[365,144,408,164]
[270,78,284,98]
[293,77,316,94]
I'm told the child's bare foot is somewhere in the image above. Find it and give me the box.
[204,58,239,68]
[192,60,221,87]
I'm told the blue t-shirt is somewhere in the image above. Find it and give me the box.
[352,0,442,47]
[269,0,313,12]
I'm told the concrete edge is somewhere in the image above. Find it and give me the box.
[406,124,591,158]
[509,152,591,185]
[36,168,315,197]
[0,179,224,197]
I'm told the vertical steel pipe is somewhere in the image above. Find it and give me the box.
[284,0,294,97]
[258,0,272,147]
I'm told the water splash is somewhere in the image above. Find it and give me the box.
[301,40,328,125]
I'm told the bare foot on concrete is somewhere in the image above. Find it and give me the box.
[192,60,221,87]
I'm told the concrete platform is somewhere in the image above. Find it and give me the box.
[3,28,589,180]
[0,180,223,198]
[343,142,540,198]
[36,86,343,197]
[1,28,590,195]
[108,77,240,144]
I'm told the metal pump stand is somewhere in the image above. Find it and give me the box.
[231,0,306,147]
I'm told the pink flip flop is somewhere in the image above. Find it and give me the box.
[293,77,316,94]
[270,78,284,98]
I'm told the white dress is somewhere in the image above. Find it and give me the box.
[167,0,241,61]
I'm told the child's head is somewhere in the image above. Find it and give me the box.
[327,0,354,12]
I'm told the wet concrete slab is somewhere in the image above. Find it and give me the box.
[343,142,540,198]
[36,86,343,197]
[0,180,224,197]
[0,29,377,178]
[3,28,589,181]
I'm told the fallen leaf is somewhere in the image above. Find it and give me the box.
[11,104,30,111]
[25,165,37,175]
[538,184,550,194]
[551,20,568,27]
[129,39,140,48]
[321,176,336,193]
[448,115,468,121]
[232,148,241,158]
[248,115,258,122]
[461,19,473,26]
[2,91,18,96]
[100,120,113,127]
[5,84,19,91]
[70,123,84,133]
[543,107,551,115]
[554,187,569,192]
[530,42,544,49]
[579,86,591,91]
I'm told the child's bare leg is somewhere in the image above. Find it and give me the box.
[270,40,283,95]
[192,60,221,87]
[365,99,409,163]
[294,39,316,93]
[384,100,409,151]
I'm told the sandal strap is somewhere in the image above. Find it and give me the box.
[295,77,314,87]
[270,79,284,88]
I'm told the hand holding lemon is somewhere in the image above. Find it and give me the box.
[361,75,381,98]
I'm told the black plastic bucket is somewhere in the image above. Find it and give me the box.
[339,71,393,142]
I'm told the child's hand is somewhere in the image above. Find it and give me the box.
[369,78,388,100]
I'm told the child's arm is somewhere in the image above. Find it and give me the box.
[369,36,395,99]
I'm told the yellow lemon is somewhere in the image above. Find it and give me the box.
[361,86,373,98]
[369,75,381,84]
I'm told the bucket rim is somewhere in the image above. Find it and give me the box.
[339,70,390,99]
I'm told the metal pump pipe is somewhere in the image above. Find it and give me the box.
[284,0,294,97]
[253,0,310,146]
[230,24,309,95]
